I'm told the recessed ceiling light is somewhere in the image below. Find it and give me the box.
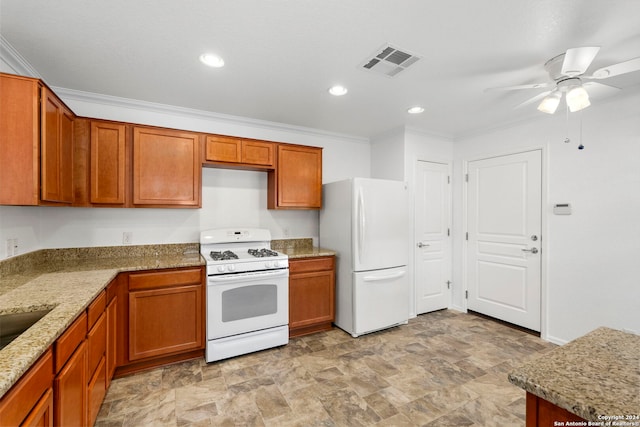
[407,106,424,114]
[328,85,348,96]
[200,53,225,68]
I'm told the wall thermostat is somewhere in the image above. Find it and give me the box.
[553,203,572,215]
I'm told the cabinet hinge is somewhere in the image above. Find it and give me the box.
[446,280,451,289]
[465,290,468,299]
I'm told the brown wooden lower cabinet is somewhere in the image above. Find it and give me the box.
[115,266,206,376]
[54,340,87,427]
[0,266,205,426]
[526,392,586,427]
[289,256,335,338]
[0,348,53,427]
[22,387,53,427]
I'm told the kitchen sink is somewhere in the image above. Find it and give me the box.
[0,308,53,350]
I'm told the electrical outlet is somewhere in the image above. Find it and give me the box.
[122,232,133,245]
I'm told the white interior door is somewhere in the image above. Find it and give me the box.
[466,150,542,331]
[415,161,451,314]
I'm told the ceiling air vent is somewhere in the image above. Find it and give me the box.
[360,44,421,78]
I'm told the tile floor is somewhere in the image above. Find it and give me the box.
[95,310,555,426]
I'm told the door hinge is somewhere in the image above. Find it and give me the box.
[465,290,468,299]
[446,280,451,289]
[465,232,468,240]
[447,228,450,236]
[465,173,469,182]
[447,175,450,184]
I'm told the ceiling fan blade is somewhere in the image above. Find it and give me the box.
[514,91,552,109]
[561,46,600,76]
[582,81,620,98]
[484,82,551,92]
[587,57,640,79]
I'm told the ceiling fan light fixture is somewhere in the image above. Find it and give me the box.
[566,85,590,112]
[537,91,561,114]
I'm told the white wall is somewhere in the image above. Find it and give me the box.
[0,90,371,257]
[453,91,640,344]
[370,127,454,318]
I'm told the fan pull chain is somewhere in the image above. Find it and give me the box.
[564,103,571,143]
[578,109,584,150]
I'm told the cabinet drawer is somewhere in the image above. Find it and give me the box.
[54,312,87,373]
[128,268,202,291]
[0,348,53,427]
[87,290,106,330]
[289,256,335,274]
[87,312,106,377]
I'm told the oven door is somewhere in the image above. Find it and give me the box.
[207,268,289,340]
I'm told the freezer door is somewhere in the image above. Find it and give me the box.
[353,266,409,336]
[353,178,408,271]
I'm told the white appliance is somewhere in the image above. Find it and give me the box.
[200,228,289,362]
[319,178,409,337]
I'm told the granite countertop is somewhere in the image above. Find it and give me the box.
[0,244,204,399]
[508,327,640,422]
[271,238,336,259]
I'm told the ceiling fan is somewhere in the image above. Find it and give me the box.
[486,47,640,114]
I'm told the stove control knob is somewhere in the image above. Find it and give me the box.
[217,265,225,273]
[265,261,272,268]
[227,264,235,272]
[273,260,280,268]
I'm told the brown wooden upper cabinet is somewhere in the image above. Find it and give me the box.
[0,73,74,205]
[132,126,202,207]
[90,121,127,205]
[268,144,322,209]
[204,135,275,168]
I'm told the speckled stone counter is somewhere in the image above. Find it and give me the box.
[271,238,336,259]
[508,327,640,421]
[0,244,204,399]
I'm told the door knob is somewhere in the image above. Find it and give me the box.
[417,242,430,248]
[522,247,539,254]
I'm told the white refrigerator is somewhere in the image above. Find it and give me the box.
[319,178,409,337]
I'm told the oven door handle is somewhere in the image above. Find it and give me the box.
[208,268,289,283]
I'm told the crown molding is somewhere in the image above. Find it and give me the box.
[0,35,41,77]
[52,86,370,145]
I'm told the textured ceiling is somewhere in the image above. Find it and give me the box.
[1,0,640,139]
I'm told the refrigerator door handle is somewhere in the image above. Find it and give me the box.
[357,189,365,265]
[363,271,406,282]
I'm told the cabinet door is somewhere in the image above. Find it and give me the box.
[205,135,241,163]
[290,270,335,329]
[129,284,203,360]
[0,348,53,427]
[132,127,201,207]
[106,295,117,387]
[21,388,53,427]
[87,357,106,427]
[90,121,126,204]
[0,74,40,205]
[54,341,86,427]
[41,88,74,204]
[269,144,322,209]
[241,140,274,167]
